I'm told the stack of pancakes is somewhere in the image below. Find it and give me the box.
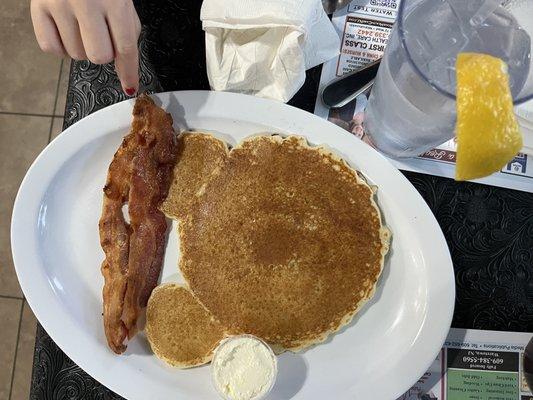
[146,133,390,368]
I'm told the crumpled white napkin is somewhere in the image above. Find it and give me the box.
[201,0,340,102]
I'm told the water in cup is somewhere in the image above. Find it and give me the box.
[364,0,533,158]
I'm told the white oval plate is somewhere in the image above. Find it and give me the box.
[11,91,454,400]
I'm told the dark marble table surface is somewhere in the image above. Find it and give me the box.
[29,1,533,398]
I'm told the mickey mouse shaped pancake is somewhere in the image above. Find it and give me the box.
[147,133,390,366]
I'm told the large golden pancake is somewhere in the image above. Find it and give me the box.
[145,283,226,368]
[161,132,228,219]
[179,135,390,351]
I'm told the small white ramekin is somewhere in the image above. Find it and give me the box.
[211,334,278,400]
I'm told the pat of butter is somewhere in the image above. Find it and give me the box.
[212,336,277,400]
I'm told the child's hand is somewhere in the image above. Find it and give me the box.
[31,0,141,95]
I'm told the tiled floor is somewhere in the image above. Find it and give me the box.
[0,0,69,399]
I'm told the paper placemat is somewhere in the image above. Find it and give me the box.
[397,328,533,400]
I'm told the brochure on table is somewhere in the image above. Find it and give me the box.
[313,0,533,193]
[397,328,533,400]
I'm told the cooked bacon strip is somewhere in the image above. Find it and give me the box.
[122,111,177,337]
[99,94,177,354]
[99,133,136,354]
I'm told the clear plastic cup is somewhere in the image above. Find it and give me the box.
[364,0,533,158]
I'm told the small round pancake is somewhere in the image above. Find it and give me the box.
[161,132,228,219]
[145,283,226,368]
[179,135,390,351]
